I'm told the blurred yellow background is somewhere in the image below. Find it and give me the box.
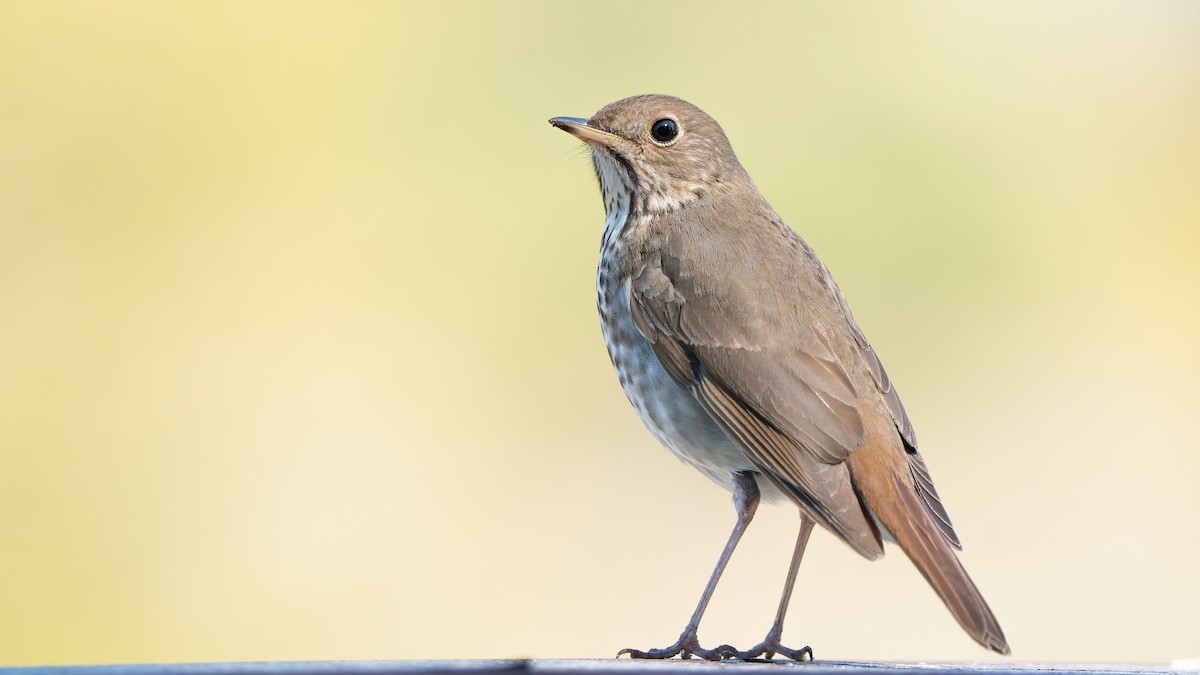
[1,0,1198,666]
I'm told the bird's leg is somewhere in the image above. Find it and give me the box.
[618,472,759,661]
[735,512,815,661]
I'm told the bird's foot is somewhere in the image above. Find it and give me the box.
[732,625,813,661]
[618,629,739,661]
[732,641,812,661]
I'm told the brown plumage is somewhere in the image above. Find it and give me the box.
[550,94,1008,659]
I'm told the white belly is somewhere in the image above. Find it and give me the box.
[598,268,772,497]
[589,155,777,500]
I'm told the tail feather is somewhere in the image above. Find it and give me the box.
[879,475,1010,655]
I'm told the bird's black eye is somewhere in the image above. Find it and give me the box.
[650,118,679,144]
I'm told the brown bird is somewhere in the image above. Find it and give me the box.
[549,95,1009,660]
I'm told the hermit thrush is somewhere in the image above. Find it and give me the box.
[550,95,1009,660]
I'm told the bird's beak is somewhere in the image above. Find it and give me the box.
[549,116,620,146]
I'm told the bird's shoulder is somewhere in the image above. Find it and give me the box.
[622,193,850,352]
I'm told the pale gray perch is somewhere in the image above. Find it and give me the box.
[0,660,1187,675]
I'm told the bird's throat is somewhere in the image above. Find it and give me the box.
[592,149,636,251]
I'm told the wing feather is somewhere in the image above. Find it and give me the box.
[624,200,962,553]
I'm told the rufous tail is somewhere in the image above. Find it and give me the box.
[871,474,1010,655]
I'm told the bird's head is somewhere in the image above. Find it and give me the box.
[550,94,747,217]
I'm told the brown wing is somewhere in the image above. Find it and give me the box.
[632,238,867,466]
[625,208,890,558]
[630,281,883,559]
[626,200,963,554]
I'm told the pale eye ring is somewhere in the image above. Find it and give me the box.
[650,118,679,144]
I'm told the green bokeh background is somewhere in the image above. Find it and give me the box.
[2,0,1198,665]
